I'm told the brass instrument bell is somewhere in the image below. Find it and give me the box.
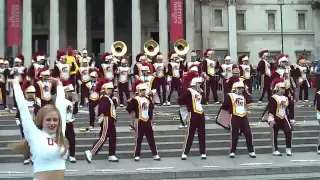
[111,41,127,57]
[144,40,159,57]
[174,39,189,55]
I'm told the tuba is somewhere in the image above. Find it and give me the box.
[144,40,159,57]
[174,39,189,56]
[111,41,127,57]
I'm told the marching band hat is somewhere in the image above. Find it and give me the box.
[137,83,148,90]
[101,52,113,61]
[170,53,179,60]
[297,55,305,65]
[204,48,214,57]
[189,65,198,72]
[276,54,288,65]
[82,48,88,54]
[35,51,46,61]
[191,50,197,57]
[271,77,285,90]
[132,80,145,92]
[0,58,4,64]
[141,62,154,73]
[168,51,175,60]
[238,55,247,64]
[95,78,113,92]
[67,46,73,56]
[37,68,50,79]
[135,53,146,62]
[232,65,240,73]
[4,60,9,65]
[56,50,67,60]
[182,71,199,91]
[232,81,245,90]
[14,54,24,63]
[121,58,127,64]
[90,69,99,78]
[224,54,231,61]
[82,58,89,63]
[190,77,202,86]
[258,50,269,58]
[22,80,36,93]
[140,66,149,72]
[156,52,163,59]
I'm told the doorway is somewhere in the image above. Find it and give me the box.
[32,35,48,53]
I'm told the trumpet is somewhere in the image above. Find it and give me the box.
[111,41,127,57]
[144,40,159,57]
[174,39,189,56]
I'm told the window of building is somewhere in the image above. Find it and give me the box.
[213,50,228,63]
[267,13,275,30]
[236,12,245,30]
[214,9,223,27]
[295,50,311,60]
[269,51,281,63]
[297,12,306,30]
[33,6,45,26]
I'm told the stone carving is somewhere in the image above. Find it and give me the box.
[226,0,237,6]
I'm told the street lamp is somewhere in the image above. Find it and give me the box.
[277,0,284,53]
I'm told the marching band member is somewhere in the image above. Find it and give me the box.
[66,46,79,87]
[35,68,56,106]
[85,78,119,163]
[27,51,46,84]
[117,58,130,107]
[267,78,292,156]
[126,80,160,161]
[62,82,77,163]
[52,50,76,84]
[0,58,8,109]
[86,70,100,129]
[11,77,68,180]
[314,90,320,153]
[219,54,233,95]
[167,53,182,106]
[178,71,206,160]
[216,81,256,158]
[153,53,167,105]
[15,80,41,165]
[99,52,116,80]
[11,54,27,84]
[139,62,157,96]
[296,56,310,102]
[4,60,9,69]
[76,58,93,107]
[134,53,147,80]
[273,54,296,125]
[202,49,220,104]
[82,48,94,68]
[257,50,272,103]
[238,55,253,94]
[187,51,201,70]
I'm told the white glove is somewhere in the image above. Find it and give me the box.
[151,89,157,95]
[77,80,82,85]
[16,120,21,126]
[221,72,226,77]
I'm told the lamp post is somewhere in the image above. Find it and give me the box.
[277,0,284,53]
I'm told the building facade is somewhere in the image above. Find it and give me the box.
[0,0,319,67]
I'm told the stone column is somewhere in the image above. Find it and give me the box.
[59,0,67,50]
[87,0,92,54]
[132,0,141,66]
[105,0,114,52]
[185,0,195,62]
[0,0,5,57]
[227,0,237,61]
[159,0,169,63]
[201,0,210,51]
[313,9,320,60]
[22,0,32,67]
[49,0,59,69]
[77,0,87,50]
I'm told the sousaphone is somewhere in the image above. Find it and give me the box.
[144,40,159,57]
[111,41,127,57]
[174,39,189,55]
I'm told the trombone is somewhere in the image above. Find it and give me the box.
[144,40,159,57]
[111,41,127,57]
[174,39,189,56]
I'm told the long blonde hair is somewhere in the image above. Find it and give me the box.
[11,104,68,156]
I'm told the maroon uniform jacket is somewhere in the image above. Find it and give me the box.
[97,95,118,122]
[202,59,220,77]
[34,81,56,102]
[126,95,154,122]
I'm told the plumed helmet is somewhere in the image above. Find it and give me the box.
[94,78,112,92]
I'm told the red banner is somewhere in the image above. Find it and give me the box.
[7,0,21,46]
[170,0,184,42]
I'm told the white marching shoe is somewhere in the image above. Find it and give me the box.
[108,155,119,162]
[317,150,320,154]
[69,156,76,163]
[273,151,282,156]
[200,154,207,160]
[229,153,235,158]
[166,102,171,106]
[134,156,140,161]
[85,150,92,163]
[181,154,188,160]
[249,152,256,158]
[23,158,31,165]
[286,148,292,156]
[178,125,187,129]
[120,104,124,107]
[153,155,161,161]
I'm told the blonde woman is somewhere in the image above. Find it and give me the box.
[11,76,68,180]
